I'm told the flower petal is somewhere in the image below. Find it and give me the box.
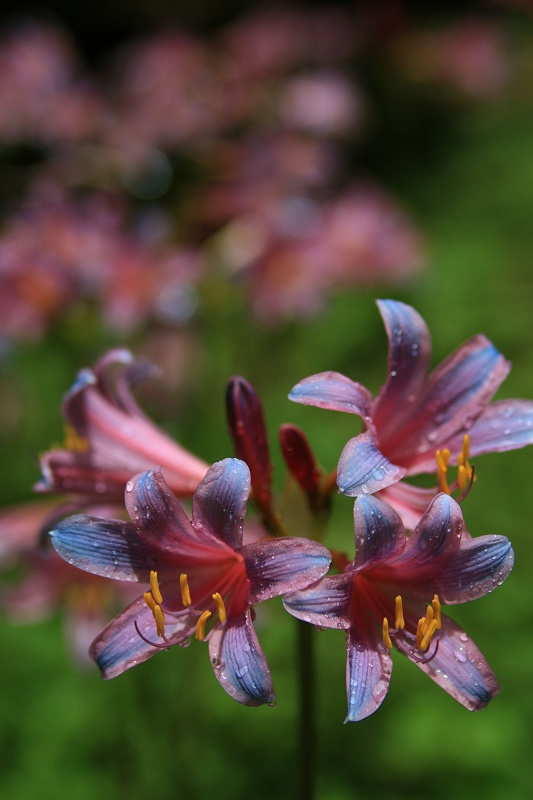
[90,597,196,679]
[385,335,510,469]
[192,459,251,549]
[352,495,406,570]
[444,399,533,462]
[242,537,331,604]
[397,493,465,570]
[431,534,514,604]
[337,431,406,496]
[283,574,352,629]
[126,469,215,553]
[376,481,438,531]
[50,514,156,581]
[208,610,275,706]
[289,371,374,423]
[345,626,393,722]
[395,615,499,711]
[372,299,432,440]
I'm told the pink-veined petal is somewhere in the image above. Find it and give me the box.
[283,574,352,629]
[337,430,406,496]
[242,536,331,604]
[208,609,275,706]
[192,459,250,549]
[345,625,393,722]
[90,596,196,679]
[289,371,374,424]
[352,495,407,570]
[372,299,432,440]
[395,615,499,711]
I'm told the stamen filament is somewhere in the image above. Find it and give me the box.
[395,595,405,629]
[212,592,227,623]
[180,573,192,606]
[382,617,392,649]
[195,610,212,641]
[149,571,163,605]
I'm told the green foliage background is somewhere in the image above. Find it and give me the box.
[1,6,533,800]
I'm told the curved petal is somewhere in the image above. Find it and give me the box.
[431,535,514,604]
[383,336,510,468]
[372,300,432,439]
[345,626,393,722]
[242,537,331,604]
[395,494,465,571]
[50,514,157,581]
[192,459,251,549]
[283,574,352,629]
[208,610,275,706]
[90,596,196,679]
[394,615,499,711]
[337,431,406,496]
[352,495,406,570]
[289,371,374,424]
[443,399,533,462]
[126,470,221,554]
[376,481,438,531]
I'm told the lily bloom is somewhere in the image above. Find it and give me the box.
[36,348,208,503]
[50,459,331,706]
[289,299,533,527]
[284,492,513,721]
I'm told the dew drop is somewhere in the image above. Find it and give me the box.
[126,480,134,492]
[390,370,397,377]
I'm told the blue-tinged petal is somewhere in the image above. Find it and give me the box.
[337,431,406,496]
[345,626,393,722]
[397,494,465,569]
[372,300,432,440]
[289,371,374,423]
[242,537,331,604]
[90,597,196,679]
[126,470,210,552]
[386,335,510,468]
[192,459,250,549]
[352,495,406,570]
[444,399,533,462]
[395,616,499,710]
[208,610,275,706]
[431,535,514,604]
[376,481,438,531]
[50,514,156,581]
[283,574,352,629]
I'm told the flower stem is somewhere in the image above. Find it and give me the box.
[297,618,316,800]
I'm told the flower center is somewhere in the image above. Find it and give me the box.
[179,573,228,640]
[435,434,474,495]
[382,593,442,654]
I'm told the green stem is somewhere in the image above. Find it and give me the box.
[297,618,316,800]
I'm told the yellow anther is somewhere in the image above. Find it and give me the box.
[419,619,438,651]
[149,571,163,605]
[382,617,392,649]
[212,592,227,623]
[462,434,470,461]
[457,434,473,491]
[64,423,89,452]
[435,448,451,494]
[143,591,157,613]
[180,573,192,606]
[416,617,426,649]
[154,605,166,637]
[432,594,442,629]
[195,610,212,641]
[394,595,405,629]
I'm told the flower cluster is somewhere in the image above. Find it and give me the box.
[1,299,531,718]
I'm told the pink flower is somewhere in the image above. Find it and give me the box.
[289,299,533,527]
[36,349,208,503]
[284,492,514,721]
